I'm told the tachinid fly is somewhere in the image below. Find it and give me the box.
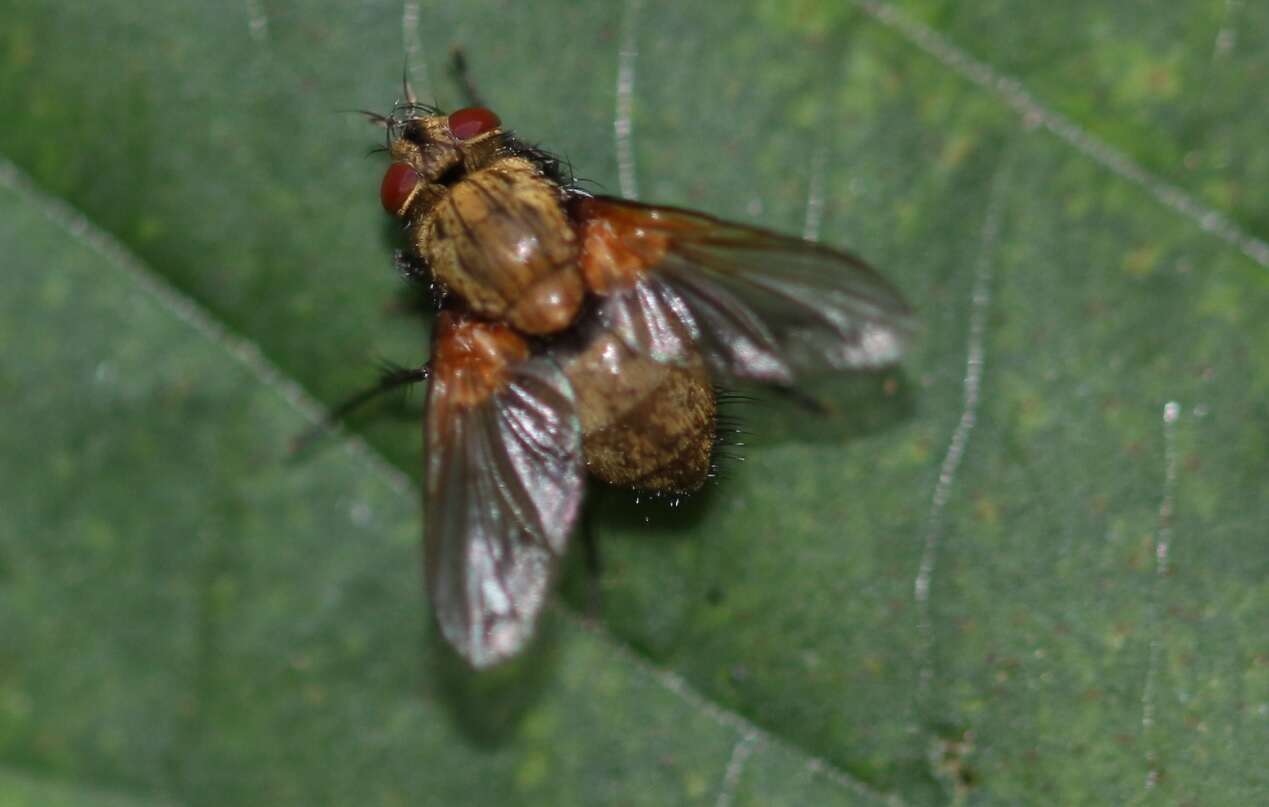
[355,65,914,668]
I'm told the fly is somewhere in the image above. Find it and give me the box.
[343,59,915,668]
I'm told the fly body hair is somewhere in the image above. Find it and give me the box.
[707,385,751,485]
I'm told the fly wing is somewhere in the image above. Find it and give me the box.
[579,197,916,384]
[425,356,583,668]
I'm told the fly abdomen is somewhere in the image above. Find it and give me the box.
[560,329,716,495]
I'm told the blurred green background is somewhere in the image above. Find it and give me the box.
[2,1,1267,804]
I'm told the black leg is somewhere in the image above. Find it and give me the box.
[770,385,830,415]
[290,362,431,456]
[449,47,486,109]
[581,505,603,619]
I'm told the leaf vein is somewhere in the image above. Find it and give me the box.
[852,0,1269,270]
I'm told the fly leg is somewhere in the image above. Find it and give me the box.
[770,384,830,415]
[581,505,603,620]
[290,362,432,456]
[447,47,573,184]
[449,47,486,109]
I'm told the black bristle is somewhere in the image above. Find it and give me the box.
[500,134,578,189]
[706,383,750,486]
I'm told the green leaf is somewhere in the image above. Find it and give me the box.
[894,0,1269,243]
[2,1,1266,804]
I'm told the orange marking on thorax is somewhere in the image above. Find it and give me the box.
[432,312,530,408]
[576,199,670,295]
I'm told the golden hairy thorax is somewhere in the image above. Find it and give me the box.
[414,157,584,335]
[562,330,717,494]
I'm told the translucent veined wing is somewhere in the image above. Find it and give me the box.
[575,196,916,385]
[424,313,583,668]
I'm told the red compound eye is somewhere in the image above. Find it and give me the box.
[447,107,501,140]
[380,162,419,214]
